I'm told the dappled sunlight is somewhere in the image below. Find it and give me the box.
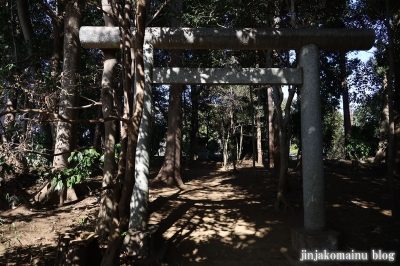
[145,163,296,264]
[158,203,278,263]
[380,210,392,216]
[351,198,382,210]
[349,198,392,216]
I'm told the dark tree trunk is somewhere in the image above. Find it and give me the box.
[154,84,185,188]
[340,52,352,150]
[100,0,147,264]
[273,86,296,211]
[257,87,263,165]
[384,0,399,219]
[92,106,103,151]
[154,0,185,188]
[96,0,118,241]
[375,80,389,163]
[52,0,84,206]
[267,86,275,169]
[189,86,199,162]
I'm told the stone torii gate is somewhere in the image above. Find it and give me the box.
[80,27,375,252]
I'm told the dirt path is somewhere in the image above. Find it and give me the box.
[1,159,399,265]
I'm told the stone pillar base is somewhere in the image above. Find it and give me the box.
[123,225,159,257]
[292,226,339,252]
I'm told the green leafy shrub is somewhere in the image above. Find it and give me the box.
[345,138,371,161]
[52,148,101,190]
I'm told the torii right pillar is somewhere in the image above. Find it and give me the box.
[292,44,339,251]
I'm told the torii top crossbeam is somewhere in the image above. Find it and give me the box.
[80,27,375,51]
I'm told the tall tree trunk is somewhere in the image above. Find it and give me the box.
[375,77,389,163]
[41,1,63,156]
[110,0,134,242]
[189,86,199,162]
[52,0,84,206]
[154,83,185,188]
[229,87,237,172]
[273,86,296,211]
[384,0,399,219]
[17,0,34,40]
[273,106,281,174]
[250,86,256,169]
[96,0,118,241]
[222,130,230,170]
[15,0,37,169]
[239,125,243,161]
[92,106,103,151]
[16,0,36,75]
[257,87,263,165]
[100,0,147,264]
[340,52,352,150]
[154,0,185,189]
[267,86,275,169]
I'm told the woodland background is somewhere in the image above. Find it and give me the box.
[0,0,399,265]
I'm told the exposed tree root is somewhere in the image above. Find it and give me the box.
[274,193,294,212]
[152,174,187,190]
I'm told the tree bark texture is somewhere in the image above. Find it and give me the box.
[257,87,263,165]
[384,0,399,219]
[100,0,147,264]
[155,83,185,188]
[189,86,199,162]
[52,0,84,206]
[154,0,185,188]
[340,52,352,149]
[250,86,256,169]
[96,0,118,241]
[375,76,389,163]
[267,86,275,169]
[273,86,296,210]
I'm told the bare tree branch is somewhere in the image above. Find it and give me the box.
[0,109,129,124]
[146,0,172,26]
[66,102,101,110]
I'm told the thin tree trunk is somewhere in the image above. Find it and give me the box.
[384,0,398,219]
[375,77,389,163]
[106,0,135,244]
[223,130,230,170]
[96,0,118,241]
[257,87,263,165]
[273,106,281,174]
[190,86,199,162]
[93,106,103,151]
[239,125,243,161]
[52,0,84,206]
[273,86,296,211]
[268,86,274,169]
[229,86,237,172]
[250,86,256,169]
[100,0,147,264]
[45,3,63,155]
[16,0,37,168]
[340,52,352,150]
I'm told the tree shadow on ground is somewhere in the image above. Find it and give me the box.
[143,159,399,266]
[1,159,399,265]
